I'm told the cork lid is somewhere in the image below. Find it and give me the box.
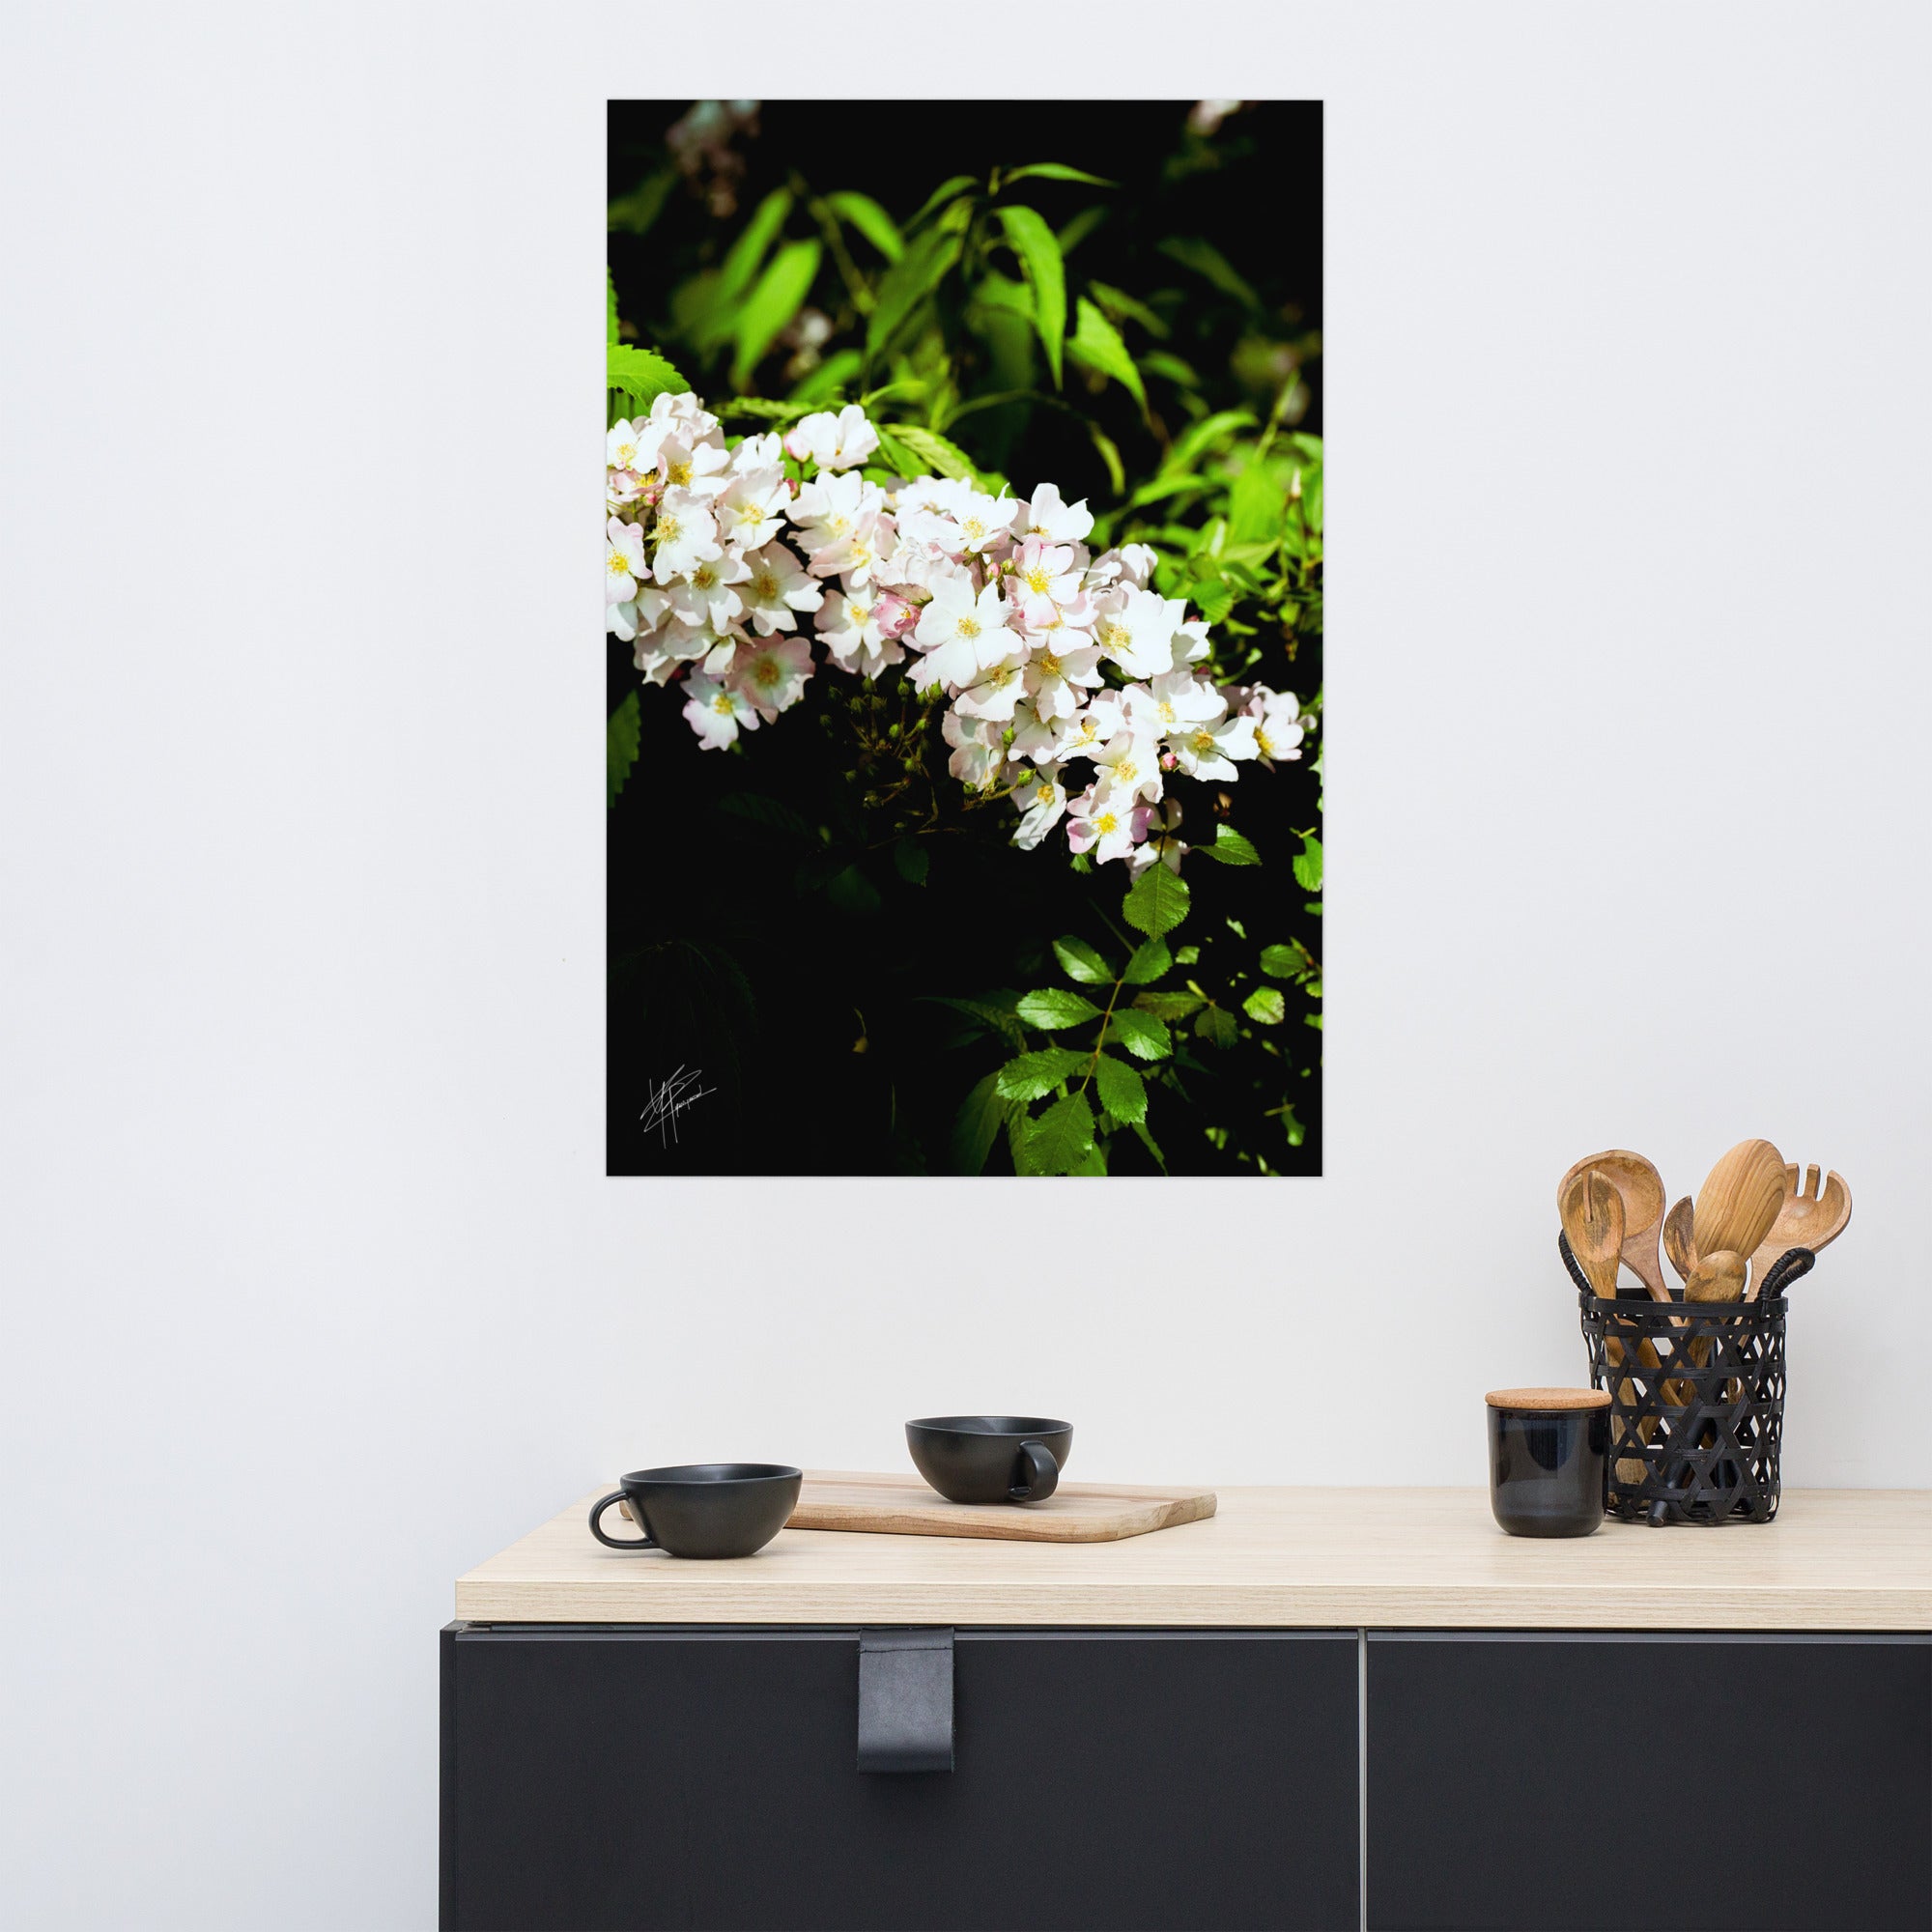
[1485,1386,1611,1411]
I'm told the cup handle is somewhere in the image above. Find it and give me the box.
[1009,1440,1060,1503]
[588,1491,656,1550]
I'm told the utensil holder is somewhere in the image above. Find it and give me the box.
[1574,1274,1791,1526]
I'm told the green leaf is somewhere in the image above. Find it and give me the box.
[1132,1120,1169,1174]
[1122,864,1190,938]
[1228,462,1287,546]
[1067,296,1146,412]
[1092,1053,1148,1125]
[1122,935,1172,984]
[906,174,977,231]
[1020,1091,1096,1177]
[607,268,620,348]
[1293,834,1324,894]
[1193,825,1262,867]
[608,344,688,413]
[1015,987,1103,1030]
[1157,235,1263,313]
[1087,279,1169,339]
[893,839,929,887]
[882,422,980,484]
[607,169,674,236]
[951,1073,1008,1176]
[867,223,964,364]
[995,1047,1089,1103]
[1052,936,1112,984]
[1001,162,1118,188]
[607,692,639,808]
[789,347,864,403]
[825,190,903,262]
[996,204,1065,388]
[714,791,816,843]
[1243,987,1287,1026]
[718,188,793,305]
[731,238,821,389]
[1195,1006,1239,1050]
[824,862,880,916]
[1259,944,1304,979]
[1087,420,1124,496]
[923,994,1026,1051]
[1108,1009,1173,1062]
[1160,410,1258,475]
[1068,1142,1108,1177]
[1133,989,1204,1022]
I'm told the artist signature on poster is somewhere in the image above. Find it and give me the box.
[640,1066,715,1145]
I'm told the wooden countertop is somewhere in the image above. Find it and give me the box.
[454,1482,1932,1631]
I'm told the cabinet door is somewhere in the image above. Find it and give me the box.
[442,1625,1360,1932]
[1366,1632,1931,1931]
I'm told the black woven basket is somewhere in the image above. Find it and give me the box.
[1564,1234,1812,1525]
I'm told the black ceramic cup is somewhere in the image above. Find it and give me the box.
[587,1463,802,1558]
[905,1416,1072,1504]
[1485,1389,1608,1538]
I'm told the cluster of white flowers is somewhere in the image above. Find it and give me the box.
[608,392,1306,871]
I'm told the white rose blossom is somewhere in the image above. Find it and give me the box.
[607,392,1300,851]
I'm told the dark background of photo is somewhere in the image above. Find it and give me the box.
[607,99,1323,1175]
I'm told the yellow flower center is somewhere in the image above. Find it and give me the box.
[658,515,681,544]
[1095,811,1119,836]
[958,615,981,640]
[712,693,735,716]
[753,573,777,598]
[962,517,985,540]
[608,550,632,576]
[986,665,1014,689]
[1037,651,1063,679]
[667,459,692,486]
[693,565,715,589]
[1158,699,1176,724]
[1036,782,1057,806]
[1256,726,1275,756]
[1192,729,1215,753]
[1025,566,1051,595]
[753,658,780,687]
[1098,620,1126,653]
[614,443,637,468]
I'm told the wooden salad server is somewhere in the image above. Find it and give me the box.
[1691,1140,1787,1276]
[1662,1196,1698,1285]
[1747,1165,1852,1299]
[1557,1150,1670,1301]
[1560,1168,1649,1483]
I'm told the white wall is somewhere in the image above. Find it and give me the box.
[5,3,1928,1925]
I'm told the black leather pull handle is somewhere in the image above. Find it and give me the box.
[857,1629,954,1774]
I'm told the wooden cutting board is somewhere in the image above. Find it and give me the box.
[785,1470,1217,1544]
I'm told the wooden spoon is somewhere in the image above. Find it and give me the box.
[1662,1196,1698,1285]
[1556,1151,1669,1301]
[1692,1140,1786,1271]
[1683,1249,1746,1304]
[1559,1168,1624,1297]
[1560,1170,1649,1481]
[1747,1165,1852,1299]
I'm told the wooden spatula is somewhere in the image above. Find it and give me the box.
[1557,1151,1670,1301]
[1692,1140,1786,1273]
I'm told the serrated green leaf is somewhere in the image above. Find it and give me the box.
[1122,864,1190,938]
[1006,1099,1032,1170]
[1002,162,1118,188]
[824,861,880,916]
[1093,1053,1148,1125]
[607,169,675,237]
[1242,987,1287,1026]
[1195,1005,1239,1050]
[607,692,639,808]
[1020,1090,1096,1176]
[923,994,1027,1050]
[1133,989,1204,1022]
[893,839,929,887]
[1122,935,1172,984]
[1259,943,1304,979]
[1293,833,1324,894]
[997,204,1065,388]
[1015,987,1103,1030]
[1132,1120,1169,1173]
[713,791,816,842]
[825,190,902,262]
[951,1072,1008,1176]
[1193,825,1262,867]
[1068,1142,1108,1176]
[995,1047,1089,1103]
[906,173,977,231]
[608,344,688,413]
[1068,296,1146,412]
[1108,1009,1173,1062]
[731,238,821,389]
[1052,936,1112,984]
[883,422,979,484]
[867,224,963,364]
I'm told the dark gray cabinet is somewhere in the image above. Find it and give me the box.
[1365,1633,1932,1931]
[441,1625,1361,1932]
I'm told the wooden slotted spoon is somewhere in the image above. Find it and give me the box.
[1559,1168,1651,1483]
[1747,1165,1852,1299]
[1556,1151,1670,1301]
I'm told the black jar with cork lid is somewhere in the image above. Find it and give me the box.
[1485,1387,1609,1537]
